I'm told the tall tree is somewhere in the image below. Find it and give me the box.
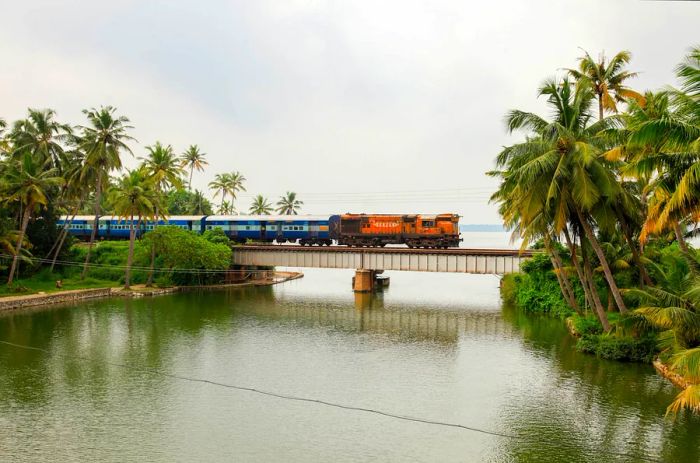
[276,191,303,215]
[9,108,72,171]
[141,141,184,286]
[224,171,246,211]
[1,154,63,284]
[78,106,134,279]
[180,145,208,190]
[491,76,628,322]
[109,169,159,289]
[249,195,273,215]
[209,173,228,209]
[568,49,643,120]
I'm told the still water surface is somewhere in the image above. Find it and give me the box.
[1,235,699,462]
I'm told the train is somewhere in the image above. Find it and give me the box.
[57,213,461,248]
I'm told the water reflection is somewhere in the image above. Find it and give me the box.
[0,273,699,463]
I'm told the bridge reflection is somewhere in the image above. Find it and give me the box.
[223,288,514,344]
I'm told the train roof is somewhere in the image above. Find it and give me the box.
[206,215,330,221]
[58,215,103,221]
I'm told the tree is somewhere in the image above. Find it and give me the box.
[491,76,627,326]
[276,191,303,215]
[109,169,159,289]
[209,173,228,209]
[78,106,135,279]
[249,194,273,215]
[1,154,63,284]
[141,141,184,285]
[9,108,72,172]
[218,200,235,215]
[180,145,208,190]
[224,171,246,210]
[189,190,213,215]
[568,49,643,120]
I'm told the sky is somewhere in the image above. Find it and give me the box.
[1,0,698,223]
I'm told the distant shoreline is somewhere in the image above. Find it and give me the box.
[459,225,505,232]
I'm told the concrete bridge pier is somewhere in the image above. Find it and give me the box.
[353,269,375,292]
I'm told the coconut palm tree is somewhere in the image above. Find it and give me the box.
[9,108,72,171]
[109,168,159,289]
[78,106,135,279]
[209,173,228,209]
[141,141,184,285]
[218,200,235,215]
[276,191,303,215]
[491,76,629,320]
[180,145,208,190]
[1,153,63,285]
[249,195,273,215]
[189,189,211,215]
[567,49,644,120]
[224,171,246,210]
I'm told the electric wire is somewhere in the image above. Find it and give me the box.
[0,253,269,275]
[0,339,665,462]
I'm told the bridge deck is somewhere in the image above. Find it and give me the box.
[232,245,534,274]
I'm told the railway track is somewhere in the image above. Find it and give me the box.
[238,244,536,257]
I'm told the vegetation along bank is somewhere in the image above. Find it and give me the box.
[491,45,700,416]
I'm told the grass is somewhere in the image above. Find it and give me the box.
[0,275,119,297]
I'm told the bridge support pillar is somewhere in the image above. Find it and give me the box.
[353,269,374,292]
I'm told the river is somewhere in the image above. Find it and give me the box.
[0,233,699,462]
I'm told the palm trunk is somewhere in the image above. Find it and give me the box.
[50,204,81,272]
[189,167,194,191]
[7,205,32,285]
[563,228,594,311]
[146,205,158,287]
[545,236,580,313]
[581,242,611,332]
[616,211,652,286]
[674,221,690,255]
[598,92,604,121]
[576,207,628,314]
[124,211,136,290]
[82,171,103,279]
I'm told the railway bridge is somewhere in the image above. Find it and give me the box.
[232,245,535,292]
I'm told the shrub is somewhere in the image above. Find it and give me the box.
[576,333,658,363]
[569,314,603,336]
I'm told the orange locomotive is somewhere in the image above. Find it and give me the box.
[329,214,461,248]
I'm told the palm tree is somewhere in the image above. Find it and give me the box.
[141,141,184,285]
[9,108,72,171]
[491,76,628,324]
[276,191,303,215]
[249,195,273,215]
[110,169,159,289]
[180,145,208,190]
[218,200,235,215]
[209,173,228,209]
[189,189,211,215]
[568,49,644,120]
[224,171,246,210]
[78,106,135,279]
[1,154,63,285]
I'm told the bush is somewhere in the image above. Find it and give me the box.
[576,333,658,363]
[569,314,603,336]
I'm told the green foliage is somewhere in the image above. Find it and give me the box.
[140,227,231,285]
[576,333,658,363]
[166,189,213,215]
[569,314,604,336]
[202,228,230,246]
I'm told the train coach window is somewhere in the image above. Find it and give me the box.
[422,221,435,227]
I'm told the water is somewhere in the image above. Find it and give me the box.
[0,234,699,462]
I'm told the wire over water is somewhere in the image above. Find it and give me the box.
[0,340,665,462]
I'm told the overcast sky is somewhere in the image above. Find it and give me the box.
[1,0,698,222]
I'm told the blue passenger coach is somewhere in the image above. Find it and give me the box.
[204,215,332,245]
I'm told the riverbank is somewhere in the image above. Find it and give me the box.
[501,269,697,398]
[0,271,303,313]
